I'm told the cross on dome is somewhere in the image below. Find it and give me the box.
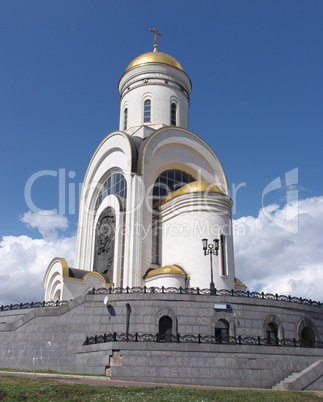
[149,28,162,52]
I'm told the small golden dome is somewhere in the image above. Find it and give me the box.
[234,277,246,287]
[159,181,225,206]
[145,265,186,278]
[126,51,184,72]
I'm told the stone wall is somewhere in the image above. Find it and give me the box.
[0,292,322,387]
[77,342,323,389]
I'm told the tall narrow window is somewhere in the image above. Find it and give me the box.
[123,108,128,131]
[144,99,151,123]
[220,235,227,276]
[151,213,160,265]
[170,102,177,126]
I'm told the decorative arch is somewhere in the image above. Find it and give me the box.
[75,131,140,272]
[262,315,284,343]
[138,127,230,196]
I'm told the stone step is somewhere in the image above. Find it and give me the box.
[272,360,323,391]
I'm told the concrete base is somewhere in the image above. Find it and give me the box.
[0,293,322,388]
[76,342,323,389]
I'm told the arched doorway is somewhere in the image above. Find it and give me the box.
[266,322,278,345]
[214,319,229,343]
[159,316,172,341]
[301,327,316,347]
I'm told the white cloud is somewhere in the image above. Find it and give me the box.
[0,235,76,306]
[234,196,323,302]
[21,210,69,239]
[1,197,323,305]
[0,211,75,305]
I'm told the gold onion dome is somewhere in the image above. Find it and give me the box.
[126,51,184,72]
[145,265,186,278]
[159,181,225,206]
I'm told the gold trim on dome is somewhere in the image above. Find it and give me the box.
[126,52,184,72]
[145,265,186,278]
[158,181,225,207]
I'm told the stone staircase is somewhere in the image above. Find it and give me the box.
[273,360,323,391]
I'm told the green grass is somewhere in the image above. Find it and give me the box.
[0,368,105,376]
[0,375,322,401]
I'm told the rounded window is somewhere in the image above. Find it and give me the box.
[215,319,229,342]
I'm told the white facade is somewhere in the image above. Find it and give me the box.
[44,47,238,301]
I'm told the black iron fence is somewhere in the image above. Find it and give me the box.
[0,300,69,312]
[87,286,323,309]
[83,332,323,349]
[1,286,322,312]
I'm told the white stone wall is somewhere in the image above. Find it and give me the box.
[159,193,235,290]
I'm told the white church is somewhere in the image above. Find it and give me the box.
[1,31,322,389]
[44,29,238,300]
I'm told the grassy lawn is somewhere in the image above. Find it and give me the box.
[0,375,322,401]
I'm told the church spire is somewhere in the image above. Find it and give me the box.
[149,28,162,52]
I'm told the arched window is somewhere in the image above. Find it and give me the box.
[123,108,128,131]
[153,169,196,206]
[159,316,172,341]
[95,172,127,210]
[301,327,316,347]
[266,323,278,345]
[297,318,317,347]
[152,170,196,264]
[170,102,177,126]
[220,235,227,276]
[144,99,151,123]
[215,319,229,343]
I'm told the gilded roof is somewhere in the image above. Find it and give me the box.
[158,181,225,206]
[126,51,184,72]
[234,277,246,287]
[145,265,186,278]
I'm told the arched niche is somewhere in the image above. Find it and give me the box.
[262,315,284,343]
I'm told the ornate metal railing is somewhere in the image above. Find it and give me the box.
[83,332,323,349]
[87,286,323,309]
[0,300,69,312]
[1,285,322,312]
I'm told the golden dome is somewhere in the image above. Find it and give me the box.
[126,51,184,72]
[145,265,186,278]
[159,181,225,206]
[234,277,246,287]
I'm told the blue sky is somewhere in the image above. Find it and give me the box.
[0,0,323,303]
